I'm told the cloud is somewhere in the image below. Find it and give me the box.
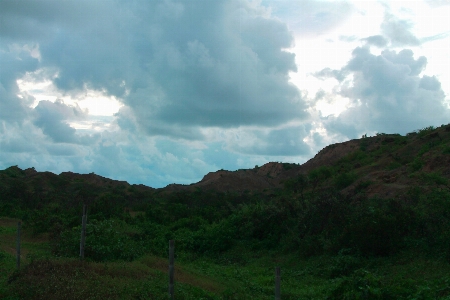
[33,99,93,144]
[0,45,39,122]
[0,123,36,154]
[362,35,388,48]
[264,0,353,36]
[129,1,306,133]
[381,13,421,46]
[421,32,450,43]
[1,0,308,141]
[2,0,449,189]
[320,46,449,137]
[313,67,347,82]
[425,0,450,7]
[223,124,312,156]
[0,0,315,187]
[339,35,358,42]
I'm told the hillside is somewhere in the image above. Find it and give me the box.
[1,124,449,197]
[166,124,450,198]
[1,124,450,299]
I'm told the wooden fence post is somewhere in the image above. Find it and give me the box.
[80,204,87,260]
[275,266,281,300]
[169,240,175,299]
[16,222,21,269]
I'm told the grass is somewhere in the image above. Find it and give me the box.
[2,215,450,299]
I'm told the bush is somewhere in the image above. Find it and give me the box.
[421,172,448,186]
[341,198,410,256]
[410,157,423,172]
[329,269,446,299]
[417,126,435,136]
[55,219,145,262]
[284,174,308,196]
[329,269,384,299]
[309,167,333,190]
[327,250,363,278]
[334,172,357,190]
[411,189,450,256]
[188,217,238,255]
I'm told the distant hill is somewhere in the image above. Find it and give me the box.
[165,124,450,199]
[1,124,449,199]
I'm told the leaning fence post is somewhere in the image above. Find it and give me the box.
[275,266,281,300]
[16,222,21,269]
[80,204,87,260]
[169,240,175,299]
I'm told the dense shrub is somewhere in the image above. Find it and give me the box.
[281,191,418,257]
[284,174,309,195]
[309,166,333,185]
[88,193,126,220]
[329,268,448,299]
[411,189,450,257]
[334,172,357,190]
[55,219,145,262]
[341,198,411,256]
[329,269,385,299]
[327,250,363,278]
[194,218,237,254]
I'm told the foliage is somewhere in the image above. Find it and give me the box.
[417,126,436,136]
[88,193,126,220]
[340,197,411,256]
[283,173,308,196]
[282,163,294,170]
[2,123,450,298]
[329,269,385,299]
[410,157,424,172]
[308,166,333,190]
[55,219,145,262]
[334,172,357,190]
[327,249,363,278]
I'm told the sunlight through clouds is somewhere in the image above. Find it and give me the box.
[17,72,123,117]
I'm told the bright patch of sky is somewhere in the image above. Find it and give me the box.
[1,0,449,187]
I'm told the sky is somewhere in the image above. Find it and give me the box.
[1,0,449,188]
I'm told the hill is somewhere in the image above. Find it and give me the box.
[1,123,450,299]
[166,124,450,198]
[2,124,449,197]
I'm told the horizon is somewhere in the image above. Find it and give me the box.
[1,0,449,188]
[2,124,439,189]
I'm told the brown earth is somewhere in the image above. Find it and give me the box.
[163,125,450,199]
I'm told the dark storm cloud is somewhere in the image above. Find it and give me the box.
[0,0,115,42]
[130,1,306,132]
[1,0,307,141]
[321,46,449,137]
[0,0,314,187]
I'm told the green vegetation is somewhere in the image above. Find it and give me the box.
[1,124,450,298]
